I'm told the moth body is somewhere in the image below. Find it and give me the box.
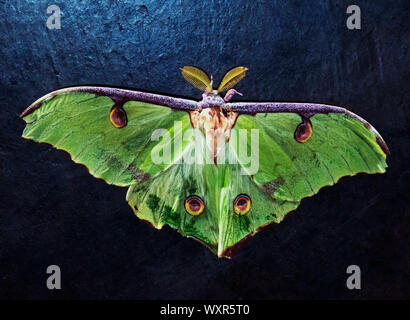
[189,105,238,163]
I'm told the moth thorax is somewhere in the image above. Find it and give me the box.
[189,107,238,162]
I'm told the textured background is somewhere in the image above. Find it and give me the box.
[0,0,409,299]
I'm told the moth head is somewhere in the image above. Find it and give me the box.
[180,66,248,94]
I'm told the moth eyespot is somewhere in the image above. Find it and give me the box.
[185,195,205,216]
[109,104,127,128]
[233,194,251,215]
[294,117,313,143]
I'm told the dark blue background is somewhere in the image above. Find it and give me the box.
[1,0,409,299]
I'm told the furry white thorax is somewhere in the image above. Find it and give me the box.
[189,105,238,162]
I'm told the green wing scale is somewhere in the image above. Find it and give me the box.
[21,67,389,258]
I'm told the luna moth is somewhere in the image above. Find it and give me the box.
[21,66,389,258]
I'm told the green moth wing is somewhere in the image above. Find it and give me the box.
[126,137,299,257]
[234,112,388,203]
[21,87,196,186]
